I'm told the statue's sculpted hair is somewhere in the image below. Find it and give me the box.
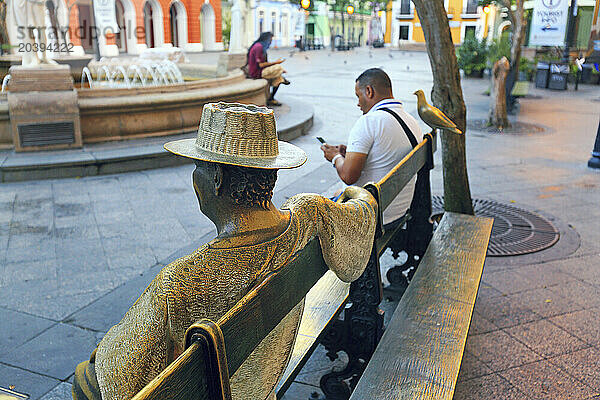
[224,164,277,209]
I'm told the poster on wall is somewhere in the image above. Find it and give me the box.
[93,0,120,33]
[529,0,570,46]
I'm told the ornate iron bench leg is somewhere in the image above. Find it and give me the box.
[319,241,384,399]
[386,156,433,287]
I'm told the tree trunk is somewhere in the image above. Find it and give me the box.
[489,57,511,128]
[510,1,526,73]
[411,0,474,215]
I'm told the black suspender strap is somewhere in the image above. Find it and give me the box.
[378,107,418,149]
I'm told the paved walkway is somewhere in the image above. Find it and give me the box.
[0,47,599,399]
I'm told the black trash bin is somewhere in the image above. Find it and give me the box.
[535,62,550,88]
[548,63,569,90]
[580,64,592,83]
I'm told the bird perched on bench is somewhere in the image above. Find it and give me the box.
[414,89,463,135]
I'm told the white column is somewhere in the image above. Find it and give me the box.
[229,0,244,52]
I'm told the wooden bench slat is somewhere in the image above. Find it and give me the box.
[133,239,329,400]
[133,342,211,400]
[275,271,350,397]
[511,81,530,97]
[349,212,493,400]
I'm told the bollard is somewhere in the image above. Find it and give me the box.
[588,117,600,169]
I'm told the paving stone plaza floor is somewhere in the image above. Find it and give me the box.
[1,47,599,399]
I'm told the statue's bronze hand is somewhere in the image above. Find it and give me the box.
[338,186,377,212]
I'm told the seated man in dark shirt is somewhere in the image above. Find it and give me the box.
[247,31,290,106]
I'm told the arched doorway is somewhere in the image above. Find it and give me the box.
[143,0,163,48]
[115,0,127,52]
[144,2,155,48]
[169,1,188,48]
[77,3,94,53]
[201,2,216,50]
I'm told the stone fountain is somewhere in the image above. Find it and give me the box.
[0,1,267,152]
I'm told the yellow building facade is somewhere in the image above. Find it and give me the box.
[386,0,484,46]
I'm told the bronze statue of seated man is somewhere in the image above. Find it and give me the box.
[72,103,378,400]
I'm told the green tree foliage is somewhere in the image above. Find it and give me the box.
[457,36,489,76]
[222,5,232,48]
[487,36,511,65]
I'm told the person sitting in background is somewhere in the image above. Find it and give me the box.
[320,68,423,229]
[247,32,290,107]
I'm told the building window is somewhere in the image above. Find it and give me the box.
[259,10,265,33]
[465,0,478,14]
[272,11,277,35]
[400,0,410,15]
[399,25,409,40]
[465,25,476,40]
[282,14,288,38]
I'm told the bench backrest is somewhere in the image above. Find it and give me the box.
[132,132,437,400]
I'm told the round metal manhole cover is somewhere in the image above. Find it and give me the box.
[432,197,560,257]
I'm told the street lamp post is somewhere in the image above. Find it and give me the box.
[301,0,310,51]
[346,5,354,44]
[588,117,600,169]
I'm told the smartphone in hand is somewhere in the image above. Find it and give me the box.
[316,137,326,144]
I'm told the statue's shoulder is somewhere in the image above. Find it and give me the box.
[159,243,211,281]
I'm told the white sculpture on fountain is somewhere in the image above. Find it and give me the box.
[229,0,254,53]
[10,0,57,66]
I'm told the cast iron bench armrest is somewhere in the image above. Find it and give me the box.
[349,212,493,400]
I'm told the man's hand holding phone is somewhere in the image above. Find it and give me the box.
[318,137,346,162]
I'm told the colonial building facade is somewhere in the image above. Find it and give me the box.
[385,0,486,46]
[62,0,223,56]
[253,0,305,48]
[303,1,375,48]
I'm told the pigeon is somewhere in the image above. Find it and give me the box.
[414,90,463,134]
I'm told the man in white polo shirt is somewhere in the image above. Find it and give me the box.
[321,68,422,227]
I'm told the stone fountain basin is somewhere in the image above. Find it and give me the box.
[0,70,267,149]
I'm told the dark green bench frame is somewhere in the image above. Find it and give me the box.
[131,131,438,400]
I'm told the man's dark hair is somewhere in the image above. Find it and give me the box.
[356,68,392,91]
[223,164,277,209]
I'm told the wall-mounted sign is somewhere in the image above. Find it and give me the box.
[529,0,570,46]
[93,0,120,33]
